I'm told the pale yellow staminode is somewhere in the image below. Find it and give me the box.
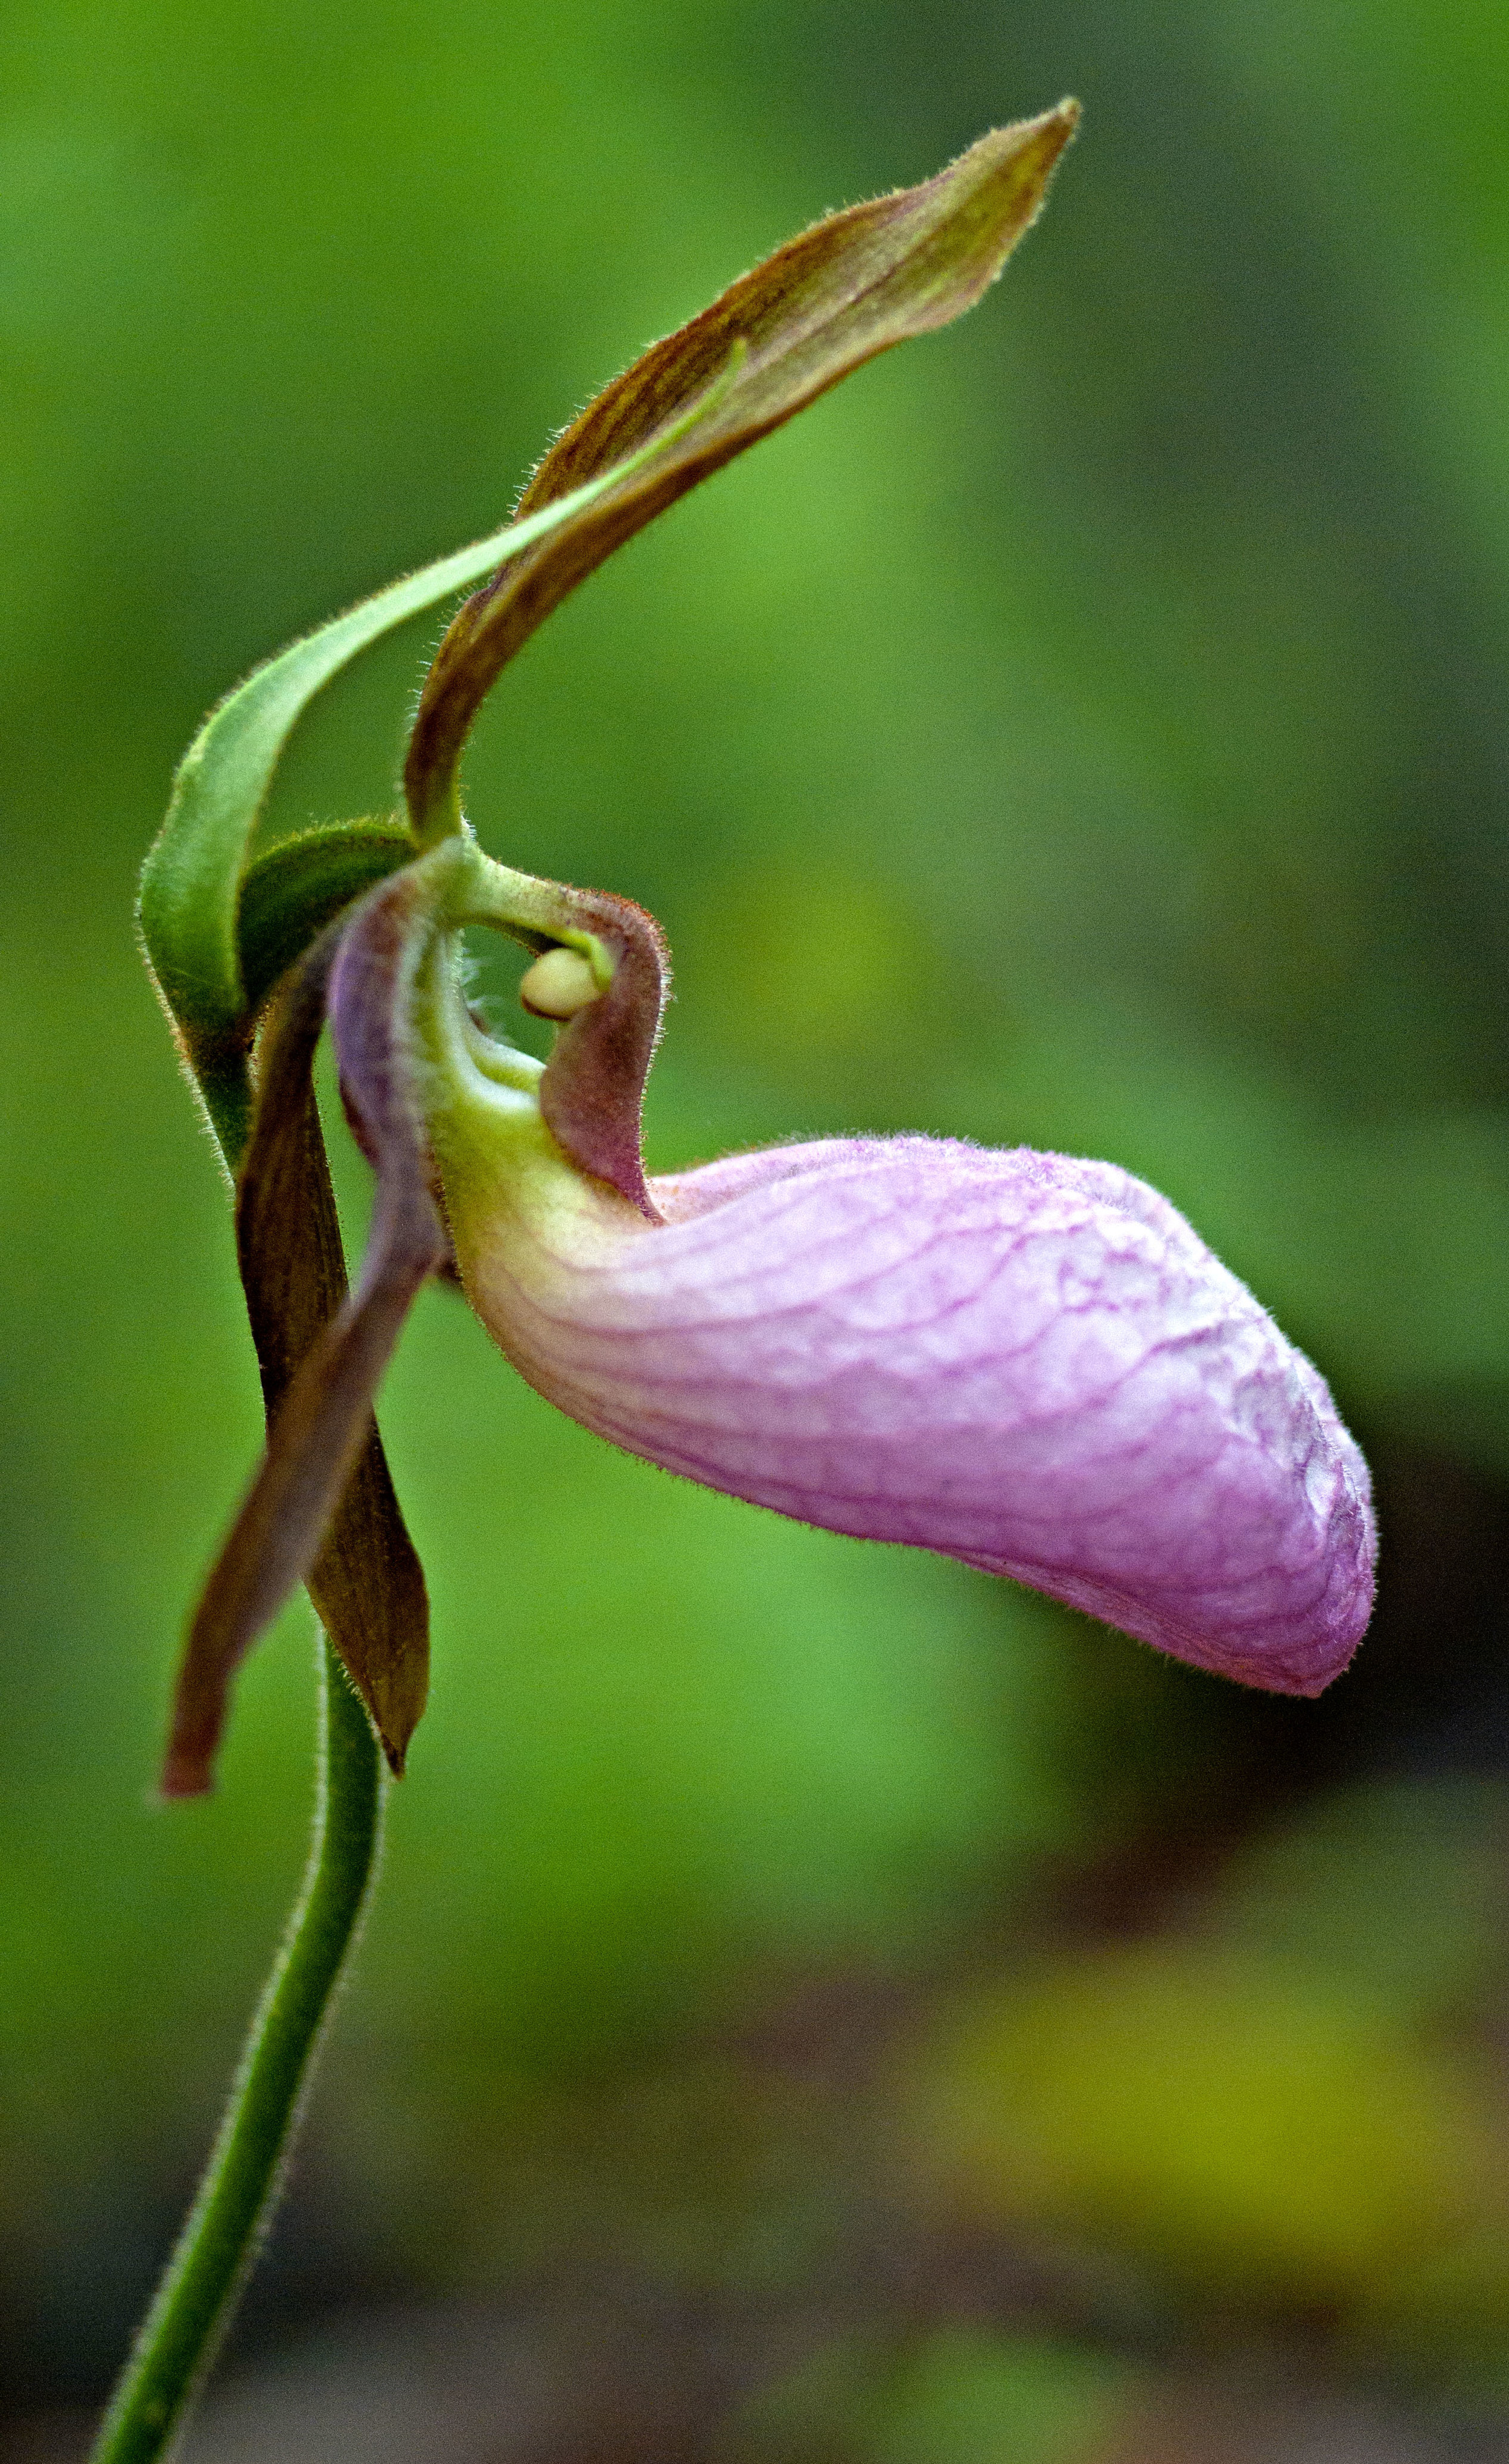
[519,946,599,1017]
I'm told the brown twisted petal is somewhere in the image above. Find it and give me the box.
[162,884,444,1797]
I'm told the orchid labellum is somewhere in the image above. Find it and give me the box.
[140,104,1375,1799]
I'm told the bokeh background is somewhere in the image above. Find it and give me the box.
[5,4,1509,2457]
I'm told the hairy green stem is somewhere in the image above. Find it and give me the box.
[91,1646,384,2463]
[94,1030,387,2462]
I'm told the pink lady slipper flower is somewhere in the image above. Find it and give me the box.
[147,107,1374,1796]
[406,850,1375,1701]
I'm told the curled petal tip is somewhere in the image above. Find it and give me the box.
[159,1749,214,1802]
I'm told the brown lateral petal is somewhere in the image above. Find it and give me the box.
[404,104,1077,827]
[162,915,441,1797]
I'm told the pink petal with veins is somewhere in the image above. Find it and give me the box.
[446,1132,1375,1694]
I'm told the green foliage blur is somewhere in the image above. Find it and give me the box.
[5,2,1509,2453]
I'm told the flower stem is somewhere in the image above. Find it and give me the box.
[90,1643,384,2464]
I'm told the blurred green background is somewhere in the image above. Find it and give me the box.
[5,2,1509,2456]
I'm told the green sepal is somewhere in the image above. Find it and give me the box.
[406,109,1077,830]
